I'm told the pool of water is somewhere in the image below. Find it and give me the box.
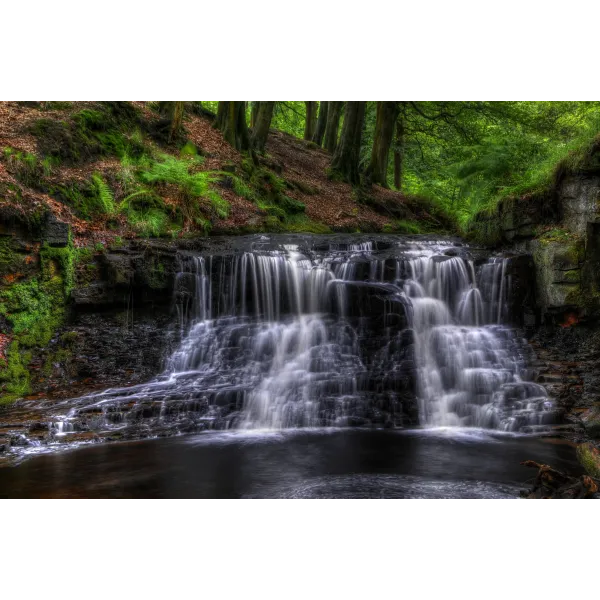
[0,428,582,498]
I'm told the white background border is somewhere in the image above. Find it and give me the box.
[2,1,599,597]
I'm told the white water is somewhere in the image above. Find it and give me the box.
[54,237,554,434]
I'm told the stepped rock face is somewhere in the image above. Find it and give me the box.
[474,173,600,322]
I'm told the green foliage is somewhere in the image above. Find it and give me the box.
[40,101,73,111]
[91,173,115,214]
[245,165,306,221]
[394,101,600,232]
[74,108,108,130]
[279,195,305,215]
[271,102,307,138]
[30,103,145,164]
[128,208,170,237]
[537,227,579,244]
[382,220,422,234]
[179,141,198,158]
[0,275,65,348]
[139,154,229,220]
[230,175,257,201]
[279,214,331,233]
[2,146,57,187]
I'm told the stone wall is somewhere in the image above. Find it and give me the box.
[473,172,600,323]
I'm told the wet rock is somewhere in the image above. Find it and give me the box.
[44,213,70,248]
[28,422,49,433]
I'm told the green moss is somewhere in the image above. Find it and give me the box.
[76,247,93,263]
[1,146,55,188]
[0,275,65,347]
[0,341,31,403]
[230,176,257,201]
[30,104,145,165]
[42,346,73,377]
[576,443,600,478]
[382,220,423,234]
[279,215,331,234]
[147,259,168,290]
[40,236,77,297]
[538,227,579,245]
[561,269,581,283]
[0,239,77,402]
[0,236,25,278]
[40,101,73,111]
[563,240,585,265]
[60,331,79,345]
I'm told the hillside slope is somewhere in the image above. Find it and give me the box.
[0,101,451,247]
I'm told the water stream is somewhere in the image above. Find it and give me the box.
[49,236,554,438]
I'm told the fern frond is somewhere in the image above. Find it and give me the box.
[91,173,115,215]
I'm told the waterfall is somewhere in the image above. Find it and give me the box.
[55,236,554,436]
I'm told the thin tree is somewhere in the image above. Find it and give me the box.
[393,115,405,190]
[312,101,329,146]
[330,102,366,184]
[323,101,343,153]
[157,101,185,141]
[252,101,275,153]
[366,101,399,187]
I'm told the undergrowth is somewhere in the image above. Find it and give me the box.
[457,129,600,233]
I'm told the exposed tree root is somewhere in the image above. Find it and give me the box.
[520,460,599,499]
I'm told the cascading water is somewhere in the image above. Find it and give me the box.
[53,236,554,437]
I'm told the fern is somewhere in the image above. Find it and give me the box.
[91,173,115,215]
[139,155,229,220]
[230,175,257,201]
[128,208,168,237]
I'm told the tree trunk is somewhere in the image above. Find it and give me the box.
[312,101,329,146]
[366,101,399,188]
[323,101,343,153]
[393,117,405,190]
[252,101,275,153]
[331,102,366,184]
[157,101,185,141]
[215,101,227,130]
[304,101,318,141]
[251,102,260,129]
[216,101,251,151]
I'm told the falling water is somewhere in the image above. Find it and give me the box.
[54,236,554,436]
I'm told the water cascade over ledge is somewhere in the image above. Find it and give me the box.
[52,235,554,437]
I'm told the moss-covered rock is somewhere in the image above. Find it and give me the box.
[576,443,600,478]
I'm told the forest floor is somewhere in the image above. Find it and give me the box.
[0,101,451,247]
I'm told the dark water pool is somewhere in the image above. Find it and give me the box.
[0,428,581,498]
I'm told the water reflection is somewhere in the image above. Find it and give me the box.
[0,430,580,499]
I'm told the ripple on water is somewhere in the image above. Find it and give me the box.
[245,474,522,499]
